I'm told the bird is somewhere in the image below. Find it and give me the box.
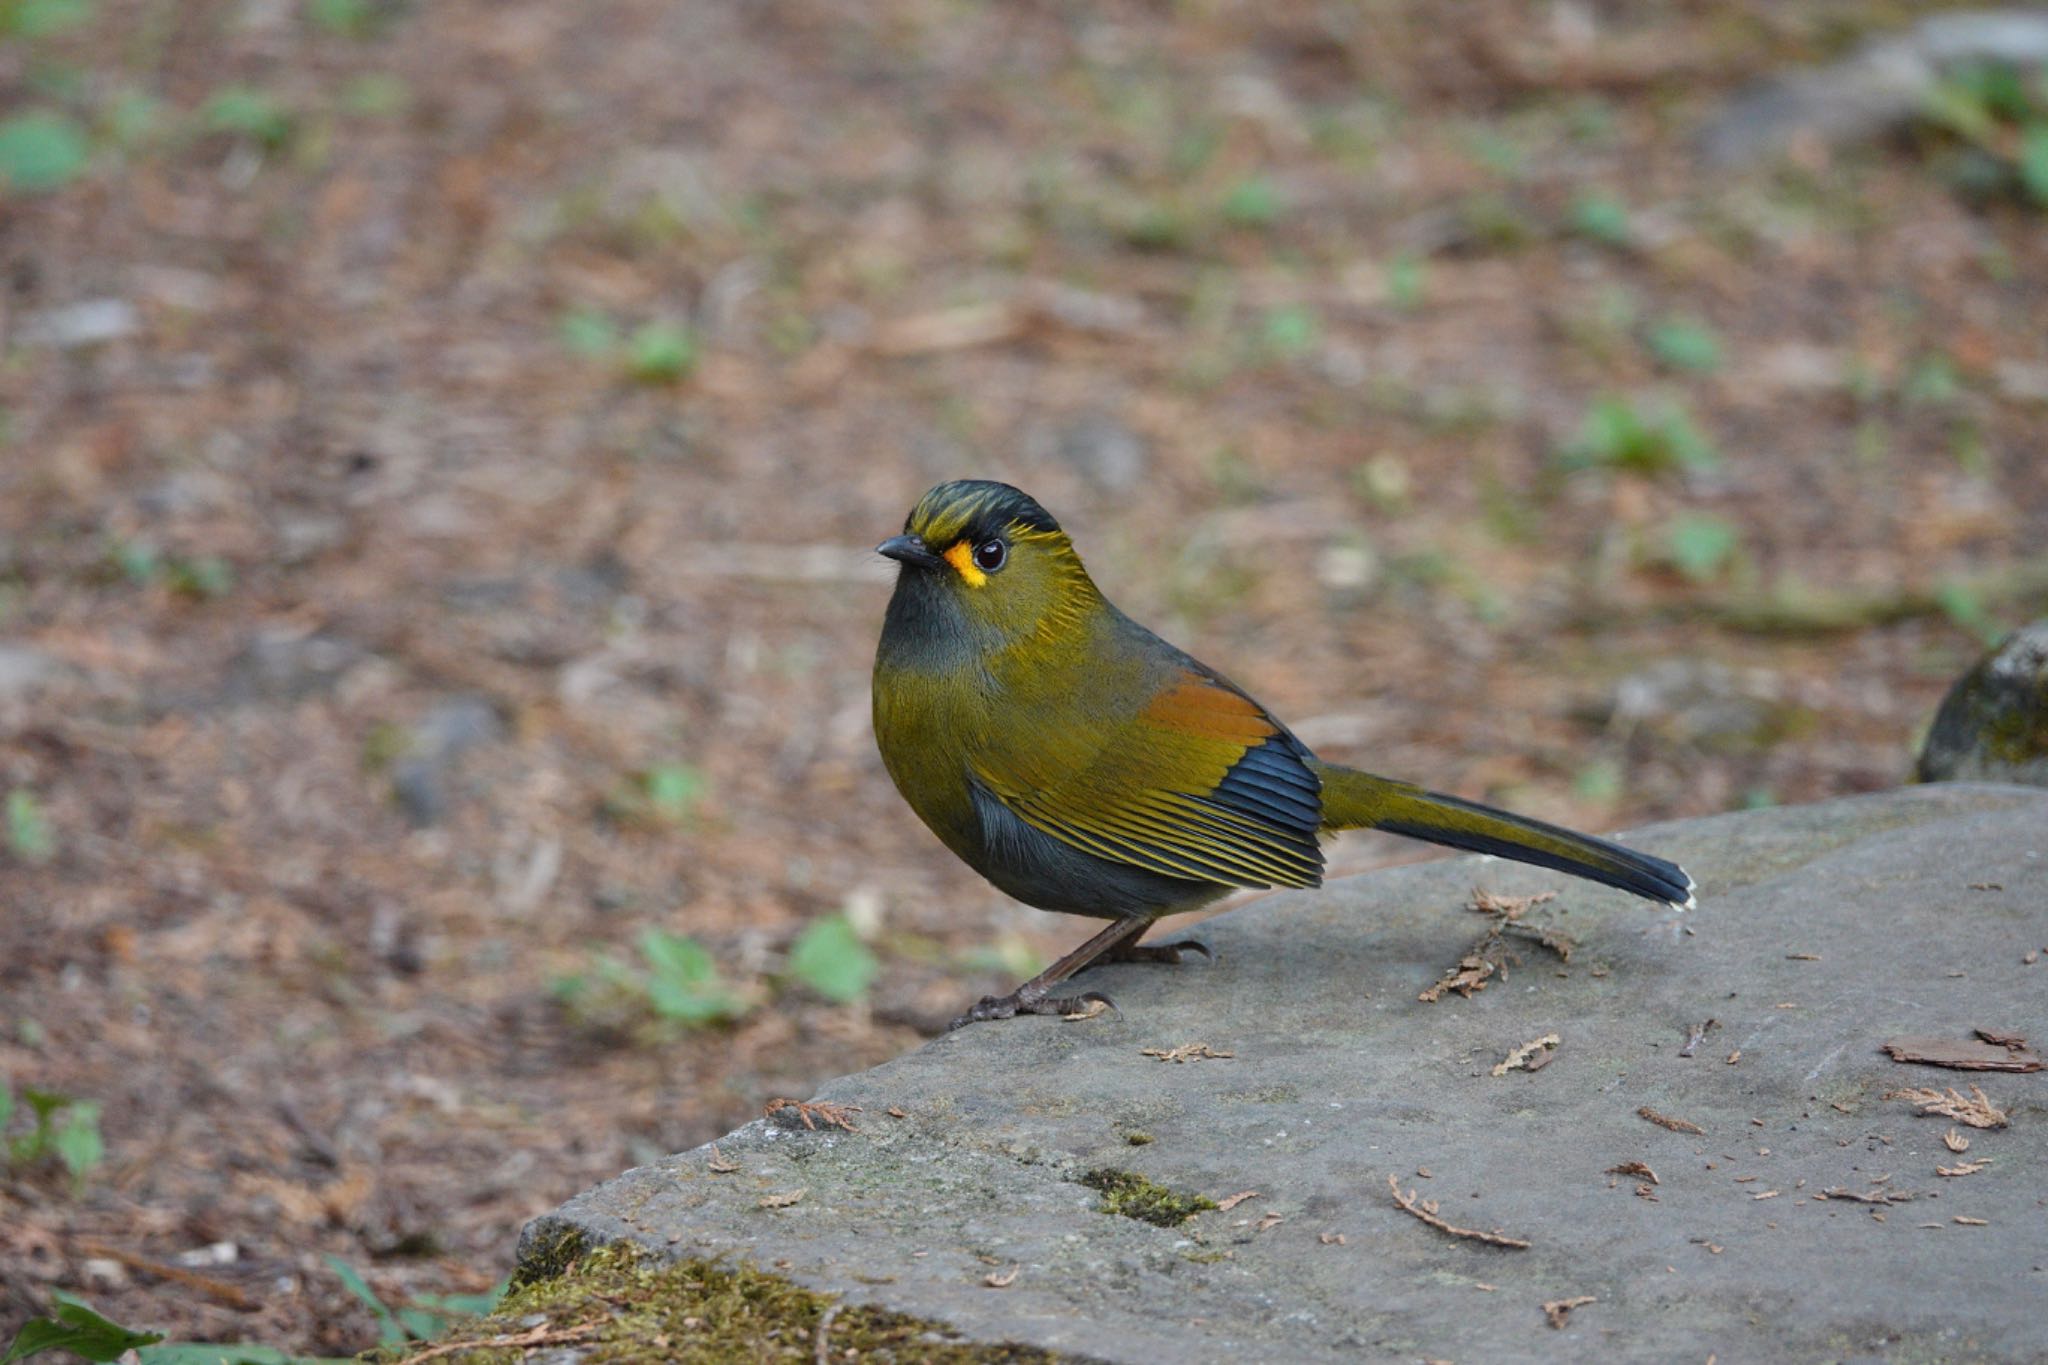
[872,480,1694,1029]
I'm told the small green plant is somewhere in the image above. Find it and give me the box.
[0,111,89,193]
[552,929,752,1033]
[1,1294,158,1364]
[324,1255,505,1346]
[1567,189,1631,245]
[557,307,618,358]
[0,0,94,39]
[340,73,409,118]
[1645,317,1722,374]
[1,1086,102,1187]
[1218,176,1283,228]
[1261,304,1318,358]
[6,789,54,863]
[787,913,878,1004]
[601,763,708,828]
[1662,514,1742,584]
[1921,61,2048,209]
[626,322,697,383]
[1557,395,1718,475]
[305,0,383,38]
[201,86,294,150]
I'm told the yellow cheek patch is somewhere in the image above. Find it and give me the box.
[942,540,987,588]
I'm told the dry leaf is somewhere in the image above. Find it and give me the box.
[1605,1161,1660,1185]
[984,1265,1020,1287]
[1215,1190,1261,1212]
[1492,1033,1562,1076]
[1884,1085,2008,1129]
[764,1098,861,1132]
[1140,1042,1233,1063]
[706,1146,739,1173]
[1319,1232,1345,1245]
[1942,1129,1970,1154]
[1936,1159,1991,1177]
[1726,1050,1742,1065]
[1255,1213,1284,1232]
[887,1107,907,1119]
[758,1189,806,1209]
[1543,1295,1596,1329]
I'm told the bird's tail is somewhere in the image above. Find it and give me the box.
[1311,761,1695,909]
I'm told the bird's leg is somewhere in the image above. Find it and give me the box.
[949,915,1153,1030]
[1101,936,1212,965]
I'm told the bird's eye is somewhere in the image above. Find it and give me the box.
[972,539,1007,573]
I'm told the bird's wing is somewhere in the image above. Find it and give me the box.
[972,671,1325,889]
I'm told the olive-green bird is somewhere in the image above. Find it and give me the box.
[873,480,1694,1028]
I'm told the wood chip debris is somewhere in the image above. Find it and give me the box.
[983,1264,1020,1288]
[1680,1018,1719,1058]
[1942,1129,1971,1153]
[1421,889,1572,1003]
[1140,1042,1234,1063]
[758,1189,807,1208]
[1492,1033,1562,1076]
[1062,998,1112,1022]
[1786,952,1822,960]
[1936,1158,1992,1177]
[1637,1105,1707,1135]
[706,1146,739,1173]
[1884,1085,2008,1128]
[1726,1050,1742,1065]
[1751,1190,1780,1200]
[765,1098,862,1132]
[1975,1027,2028,1048]
[1319,1232,1346,1245]
[1387,1174,1530,1250]
[1215,1190,1261,1212]
[1543,1295,1596,1329]
[1880,1036,2042,1073]
[1818,1187,1916,1205]
[887,1107,908,1119]
[1255,1212,1284,1232]
[1954,1216,1989,1226]
[1605,1161,1660,1185]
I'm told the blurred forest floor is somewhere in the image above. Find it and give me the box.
[2,0,2045,1353]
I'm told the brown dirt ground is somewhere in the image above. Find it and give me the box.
[2,0,2044,1353]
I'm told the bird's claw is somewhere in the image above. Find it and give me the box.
[947,988,1117,1030]
[1105,937,1213,966]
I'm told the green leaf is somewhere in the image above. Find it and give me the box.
[136,1344,357,1364]
[0,112,89,193]
[642,764,704,822]
[52,1100,101,1181]
[788,914,878,1005]
[306,0,375,37]
[6,789,53,864]
[321,1255,406,1346]
[639,929,746,1024]
[2,1296,161,1364]
[2019,122,2048,208]
[0,1085,14,1136]
[1664,514,1740,584]
[1568,190,1630,245]
[1218,177,1282,228]
[558,308,616,358]
[7,0,95,38]
[202,86,293,150]
[1261,305,1317,357]
[625,322,696,383]
[1646,318,1722,374]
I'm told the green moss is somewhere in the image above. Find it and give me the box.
[378,1244,1074,1363]
[1079,1168,1217,1226]
[509,1220,590,1289]
[1123,1131,1154,1146]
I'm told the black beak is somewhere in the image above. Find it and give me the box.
[877,534,945,570]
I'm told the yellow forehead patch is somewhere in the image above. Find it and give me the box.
[942,540,987,588]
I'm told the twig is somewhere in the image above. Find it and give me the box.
[1679,1018,1718,1058]
[1386,1174,1530,1250]
[74,1241,255,1311]
[1637,1105,1706,1135]
[814,1303,842,1364]
[395,1322,597,1365]
[1544,1295,1596,1329]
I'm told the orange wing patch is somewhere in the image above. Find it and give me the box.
[1138,676,1277,746]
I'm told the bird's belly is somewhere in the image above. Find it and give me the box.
[966,782,1226,919]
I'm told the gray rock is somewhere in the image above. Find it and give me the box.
[1700,9,2048,166]
[17,298,140,349]
[221,629,369,704]
[1918,620,2048,786]
[0,643,71,701]
[391,695,504,827]
[522,785,2048,1363]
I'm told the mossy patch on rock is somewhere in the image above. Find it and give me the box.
[1078,1168,1217,1226]
[376,1244,1075,1364]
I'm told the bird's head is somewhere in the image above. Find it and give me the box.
[877,480,1097,652]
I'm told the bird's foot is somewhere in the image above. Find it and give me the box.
[1102,937,1212,966]
[947,988,1116,1031]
